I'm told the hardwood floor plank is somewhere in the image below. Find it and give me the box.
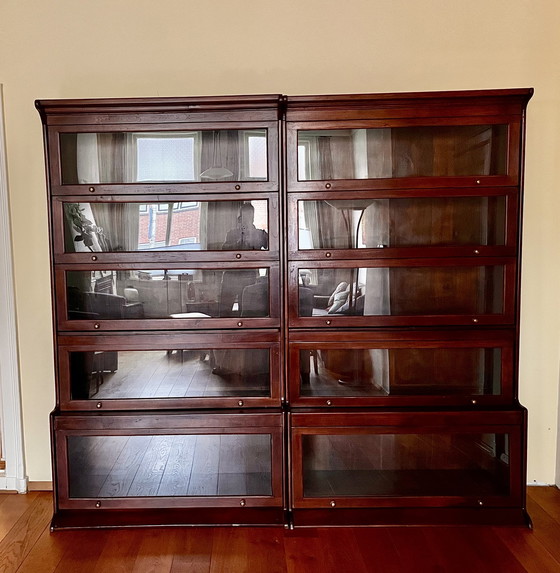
[210,527,286,573]
[493,525,560,573]
[0,493,39,542]
[527,486,560,522]
[130,528,176,573]
[0,494,52,573]
[52,529,112,573]
[526,492,560,563]
[92,528,146,573]
[16,528,99,573]
[170,527,214,573]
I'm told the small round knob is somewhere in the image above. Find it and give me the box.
[235,185,241,190]
[96,402,102,409]
[476,180,481,185]
[237,321,243,327]
[91,255,98,261]
[471,399,477,405]
[238,400,244,407]
[330,500,336,507]
[478,500,484,507]
[240,499,246,507]
[473,249,480,255]
[88,186,95,193]
[235,253,242,259]
[94,323,101,329]
[326,320,331,325]
[326,400,332,406]
[325,183,332,189]
[472,318,479,324]
[325,252,332,258]
[95,501,101,508]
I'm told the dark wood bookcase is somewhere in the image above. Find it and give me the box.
[37,88,532,529]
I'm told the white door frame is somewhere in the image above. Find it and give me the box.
[0,85,27,492]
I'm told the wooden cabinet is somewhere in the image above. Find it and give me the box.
[38,88,532,529]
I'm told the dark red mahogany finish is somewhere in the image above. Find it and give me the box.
[37,88,532,529]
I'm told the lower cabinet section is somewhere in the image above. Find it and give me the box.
[289,409,529,527]
[51,410,285,529]
[51,408,529,528]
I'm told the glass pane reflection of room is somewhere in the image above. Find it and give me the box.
[67,434,273,498]
[298,266,504,317]
[301,432,510,498]
[60,129,268,184]
[297,125,507,181]
[69,348,271,400]
[298,347,501,397]
[297,197,506,251]
[66,268,270,320]
[63,200,269,253]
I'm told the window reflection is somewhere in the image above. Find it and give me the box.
[297,125,508,181]
[302,433,510,497]
[60,129,268,184]
[68,434,273,498]
[299,348,501,397]
[69,349,270,400]
[298,266,504,317]
[66,268,270,320]
[298,197,506,250]
[63,200,269,253]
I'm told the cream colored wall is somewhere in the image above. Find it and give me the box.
[0,0,559,483]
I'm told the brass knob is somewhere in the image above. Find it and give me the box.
[330,500,336,507]
[235,185,241,190]
[476,180,481,185]
[88,186,95,193]
[473,249,480,255]
[325,183,332,189]
[237,321,243,327]
[95,501,101,508]
[240,499,246,506]
[94,323,101,329]
[238,400,244,407]
[325,252,332,258]
[326,400,332,406]
[91,255,98,261]
[96,402,102,409]
[478,500,484,507]
[326,320,331,325]
[472,318,479,324]
[236,253,242,259]
[471,399,477,405]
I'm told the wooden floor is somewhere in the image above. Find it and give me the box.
[0,487,559,572]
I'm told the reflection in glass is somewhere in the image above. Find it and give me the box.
[297,125,507,180]
[299,348,501,397]
[69,349,270,400]
[60,130,268,184]
[298,197,506,250]
[68,434,272,498]
[63,200,268,253]
[66,268,270,320]
[302,433,510,497]
[297,266,503,317]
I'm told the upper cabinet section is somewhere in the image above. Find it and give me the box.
[36,95,282,195]
[286,89,532,191]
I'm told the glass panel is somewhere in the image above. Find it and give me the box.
[297,266,503,317]
[302,433,510,497]
[63,200,269,253]
[299,348,501,397]
[67,434,272,498]
[297,125,507,180]
[69,349,270,400]
[298,197,506,250]
[60,130,268,184]
[66,268,270,319]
